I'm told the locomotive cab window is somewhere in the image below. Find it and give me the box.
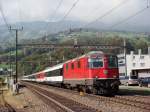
[88,58,103,68]
[108,56,118,68]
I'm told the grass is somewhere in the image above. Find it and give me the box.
[0,64,15,69]
[0,64,10,68]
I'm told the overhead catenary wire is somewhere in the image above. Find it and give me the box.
[17,0,23,25]
[110,6,150,29]
[0,1,14,38]
[16,0,24,39]
[47,0,80,34]
[81,0,130,28]
[0,1,9,28]
[44,0,64,34]
[82,0,105,21]
[59,0,80,22]
[50,0,64,21]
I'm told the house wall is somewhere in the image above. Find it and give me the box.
[118,49,150,77]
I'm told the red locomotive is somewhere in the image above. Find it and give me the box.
[23,51,120,94]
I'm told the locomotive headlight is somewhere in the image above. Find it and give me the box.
[113,75,117,78]
[95,76,98,78]
[103,70,108,75]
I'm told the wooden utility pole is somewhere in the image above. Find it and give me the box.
[9,26,23,83]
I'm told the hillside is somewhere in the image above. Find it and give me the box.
[0,20,150,46]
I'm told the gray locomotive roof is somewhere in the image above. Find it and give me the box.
[65,51,104,63]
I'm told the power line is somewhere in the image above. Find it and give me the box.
[45,0,80,35]
[0,1,14,38]
[17,0,22,24]
[81,0,129,28]
[0,1,9,28]
[110,6,149,29]
[44,0,64,34]
[53,0,80,33]
[82,0,105,21]
[59,0,80,22]
[50,0,63,21]
[16,0,24,39]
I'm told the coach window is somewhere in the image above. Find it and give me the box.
[66,64,68,70]
[71,63,74,69]
[47,71,51,77]
[77,61,80,68]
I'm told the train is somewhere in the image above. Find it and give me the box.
[22,51,120,95]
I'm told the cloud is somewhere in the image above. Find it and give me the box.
[0,0,150,29]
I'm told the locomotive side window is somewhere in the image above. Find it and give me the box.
[77,61,80,68]
[66,64,68,70]
[88,58,103,68]
[71,63,74,69]
[108,56,118,68]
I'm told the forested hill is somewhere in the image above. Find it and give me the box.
[0,20,150,45]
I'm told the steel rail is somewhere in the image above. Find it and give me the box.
[24,82,99,112]
[25,82,150,111]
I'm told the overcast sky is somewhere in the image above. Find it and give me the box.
[0,0,150,28]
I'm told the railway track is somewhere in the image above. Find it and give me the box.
[92,95,150,111]
[24,82,100,112]
[115,95,150,105]
[88,91,150,111]
[0,100,16,112]
[0,89,16,112]
[134,95,150,99]
[22,82,150,112]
